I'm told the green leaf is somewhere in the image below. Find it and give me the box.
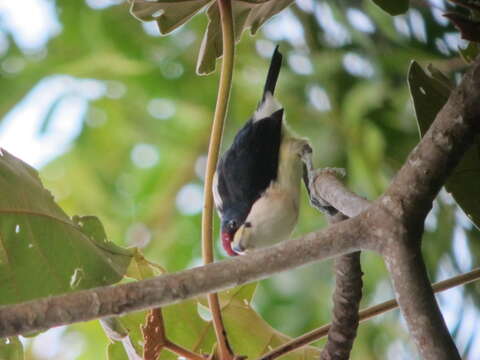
[408,61,480,229]
[103,310,145,359]
[129,0,294,74]
[0,149,133,305]
[371,0,409,15]
[459,42,480,63]
[107,341,129,360]
[196,0,294,75]
[129,0,213,34]
[0,337,23,360]
[189,282,319,360]
[125,249,165,280]
[103,251,165,358]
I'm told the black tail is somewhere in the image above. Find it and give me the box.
[262,45,282,99]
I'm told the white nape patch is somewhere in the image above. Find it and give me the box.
[253,92,282,122]
[212,171,223,212]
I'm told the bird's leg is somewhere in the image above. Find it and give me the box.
[299,144,344,215]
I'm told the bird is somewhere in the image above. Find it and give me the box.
[213,46,311,256]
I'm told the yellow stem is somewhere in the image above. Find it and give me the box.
[201,0,235,359]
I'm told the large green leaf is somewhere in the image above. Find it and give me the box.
[196,0,294,74]
[129,0,294,75]
[371,0,409,15]
[0,149,133,305]
[408,61,480,229]
[160,284,319,360]
[129,0,213,34]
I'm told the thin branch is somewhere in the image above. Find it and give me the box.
[165,341,206,360]
[258,267,480,360]
[201,0,236,358]
[142,308,167,360]
[0,220,362,338]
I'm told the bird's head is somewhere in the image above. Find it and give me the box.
[221,219,240,256]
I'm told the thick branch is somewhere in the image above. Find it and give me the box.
[320,213,363,360]
[320,251,362,360]
[313,57,480,359]
[0,220,363,338]
[384,242,458,360]
[368,57,480,359]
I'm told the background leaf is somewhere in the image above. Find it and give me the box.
[0,149,133,305]
[196,0,294,74]
[371,0,410,15]
[408,61,480,229]
[129,0,213,34]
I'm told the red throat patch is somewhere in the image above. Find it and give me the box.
[222,232,238,256]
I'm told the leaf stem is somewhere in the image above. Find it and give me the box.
[165,341,206,360]
[201,0,235,359]
[258,267,480,360]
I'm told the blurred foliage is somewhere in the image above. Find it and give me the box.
[0,0,480,359]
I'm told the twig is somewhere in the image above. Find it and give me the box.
[258,267,480,360]
[165,341,206,360]
[201,0,236,358]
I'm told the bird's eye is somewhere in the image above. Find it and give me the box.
[227,220,237,231]
[245,222,252,228]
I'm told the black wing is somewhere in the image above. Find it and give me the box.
[216,109,284,223]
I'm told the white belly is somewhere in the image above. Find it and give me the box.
[233,184,299,251]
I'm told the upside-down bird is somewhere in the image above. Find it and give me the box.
[213,46,312,256]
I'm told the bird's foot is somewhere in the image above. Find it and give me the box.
[300,149,345,215]
[308,168,346,215]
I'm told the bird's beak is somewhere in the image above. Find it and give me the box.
[221,232,238,256]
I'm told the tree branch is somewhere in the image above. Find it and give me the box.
[368,56,480,360]
[258,267,480,360]
[319,213,363,360]
[320,250,362,360]
[0,221,362,338]
[312,172,370,218]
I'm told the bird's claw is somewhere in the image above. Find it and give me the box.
[300,148,345,215]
